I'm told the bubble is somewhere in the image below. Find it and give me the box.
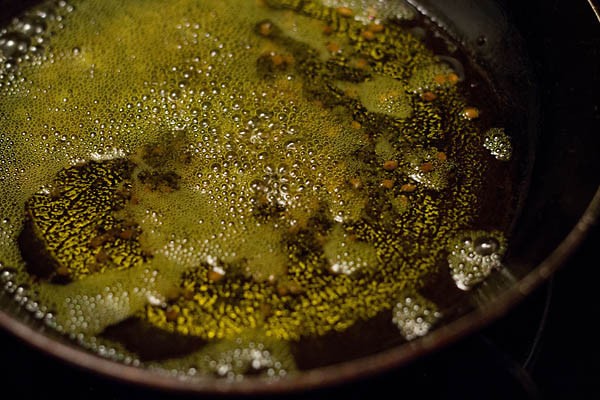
[323,224,379,275]
[483,127,512,161]
[0,32,31,58]
[0,0,513,378]
[14,15,47,36]
[474,236,499,256]
[340,75,414,119]
[447,230,507,290]
[392,292,441,340]
[406,147,453,191]
[160,336,294,381]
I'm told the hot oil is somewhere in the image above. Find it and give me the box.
[0,0,521,378]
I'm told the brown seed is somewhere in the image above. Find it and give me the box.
[436,152,447,161]
[381,179,395,189]
[271,53,285,66]
[351,120,362,129]
[361,30,376,41]
[326,42,341,53]
[336,7,354,17]
[383,160,399,171]
[283,54,295,65]
[95,249,110,263]
[434,74,447,84]
[354,58,369,70]
[420,162,434,172]
[447,73,460,84]
[257,21,273,37]
[421,91,437,101]
[349,177,362,189]
[165,308,179,322]
[368,23,385,33]
[287,281,303,295]
[397,194,409,207]
[400,183,417,192]
[119,229,135,240]
[276,284,288,296]
[207,269,225,282]
[462,107,480,120]
[322,25,334,35]
[56,265,69,277]
[89,234,109,249]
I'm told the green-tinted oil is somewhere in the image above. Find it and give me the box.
[0,0,512,377]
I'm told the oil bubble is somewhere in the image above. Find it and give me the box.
[392,292,441,341]
[447,230,507,290]
[483,127,512,161]
[0,32,31,58]
[14,16,47,36]
[156,336,294,381]
[474,236,499,256]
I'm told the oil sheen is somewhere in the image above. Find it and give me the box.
[0,0,513,378]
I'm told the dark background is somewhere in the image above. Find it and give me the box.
[1,0,598,398]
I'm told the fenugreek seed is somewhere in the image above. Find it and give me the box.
[462,107,480,120]
[119,229,135,240]
[271,53,284,66]
[257,21,273,37]
[420,162,434,172]
[368,23,385,33]
[381,179,395,189]
[326,42,341,53]
[361,30,376,41]
[421,91,437,101]
[336,7,354,17]
[447,73,460,84]
[165,308,179,322]
[287,282,303,295]
[400,183,417,192]
[383,160,399,171]
[354,58,369,70]
[276,284,288,296]
[433,74,447,84]
[349,177,362,189]
[56,265,69,276]
[208,269,225,282]
[436,152,447,161]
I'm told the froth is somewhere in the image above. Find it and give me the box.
[0,0,514,374]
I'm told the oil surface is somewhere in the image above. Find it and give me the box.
[0,0,515,379]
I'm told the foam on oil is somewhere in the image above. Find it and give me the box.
[0,0,512,377]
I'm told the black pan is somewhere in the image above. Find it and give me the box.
[0,0,598,396]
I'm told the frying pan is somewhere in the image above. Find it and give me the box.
[0,0,598,395]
